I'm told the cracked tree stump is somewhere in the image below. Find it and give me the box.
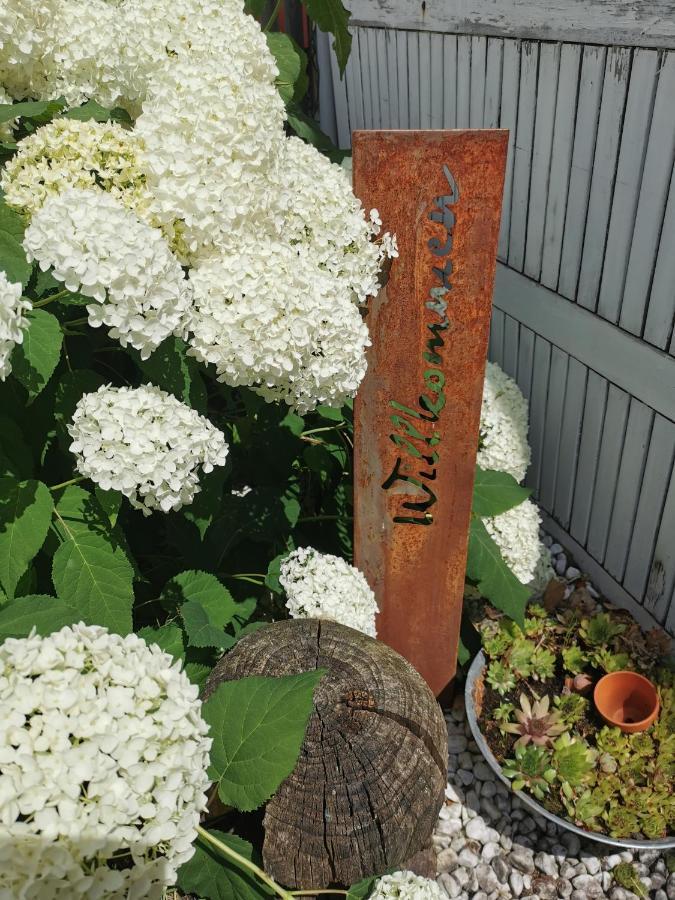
[204,618,448,890]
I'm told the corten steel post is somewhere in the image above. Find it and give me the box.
[352,130,508,700]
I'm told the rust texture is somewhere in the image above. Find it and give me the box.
[352,130,508,700]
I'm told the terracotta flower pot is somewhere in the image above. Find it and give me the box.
[594,671,660,733]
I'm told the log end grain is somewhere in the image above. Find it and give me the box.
[204,619,449,889]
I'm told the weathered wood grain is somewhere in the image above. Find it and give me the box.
[204,619,448,890]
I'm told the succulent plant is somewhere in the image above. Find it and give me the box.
[629,732,655,758]
[592,773,621,804]
[554,692,588,726]
[493,701,515,729]
[592,647,632,673]
[531,647,556,681]
[579,612,626,646]
[486,660,516,696]
[552,734,596,787]
[509,638,536,678]
[596,727,631,764]
[561,644,586,672]
[641,813,667,840]
[570,790,604,829]
[523,604,547,637]
[502,744,557,800]
[502,694,566,748]
[606,806,640,839]
[613,862,648,899]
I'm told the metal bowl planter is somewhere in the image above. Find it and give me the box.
[465,651,675,851]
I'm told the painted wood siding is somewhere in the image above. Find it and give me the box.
[323,26,675,634]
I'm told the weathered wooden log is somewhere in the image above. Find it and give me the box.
[204,619,448,889]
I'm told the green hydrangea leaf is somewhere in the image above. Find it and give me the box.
[266,33,306,104]
[466,518,528,626]
[63,100,132,125]
[0,98,65,124]
[0,198,32,286]
[134,336,207,412]
[204,670,325,811]
[11,309,63,399]
[0,594,78,640]
[51,488,134,634]
[301,0,352,75]
[181,600,228,649]
[162,570,238,626]
[472,466,532,517]
[0,477,53,598]
[0,414,33,478]
[177,829,272,900]
[348,875,378,899]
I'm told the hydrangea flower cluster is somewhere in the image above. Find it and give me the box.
[1,0,394,412]
[68,384,228,514]
[0,85,16,141]
[187,240,370,413]
[1,118,154,224]
[0,271,31,380]
[0,623,212,899]
[24,187,192,359]
[369,870,444,899]
[478,361,531,482]
[279,547,379,637]
[479,362,553,589]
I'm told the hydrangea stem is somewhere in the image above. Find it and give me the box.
[195,825,295,900]
[263,0,283,31]
[49,475,86,492]
[33,290,70,308]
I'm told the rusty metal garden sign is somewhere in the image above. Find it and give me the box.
[353,130,508,699]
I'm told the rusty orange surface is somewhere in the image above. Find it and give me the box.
[352,130,508,700]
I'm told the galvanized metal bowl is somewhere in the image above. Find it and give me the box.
[464,650,675,851]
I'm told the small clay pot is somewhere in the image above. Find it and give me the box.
[594,671,660,733]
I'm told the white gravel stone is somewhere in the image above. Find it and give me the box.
[534,851,558,878]
[447,734,468,754]
[458,847,480,868]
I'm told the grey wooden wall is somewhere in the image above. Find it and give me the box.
[318,18,675,634]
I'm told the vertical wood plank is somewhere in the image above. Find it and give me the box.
[553,357,588,529]
[558,44,606,300]
[624,415,675,600]
[430,32,444,129]
[643,166,675,350]
[397,30,410,128]
[345,28,366,132]
[497,39,521,261]
[516,324,535,402]
[385,29,400,129]
[508,41,539,273]
[457,35,472,128]
[365,28,381,129]
[375,28,390,128]
[539,345,569,513]
[524,42,560,281]
[569,370,609,545]
[576,47,631,310]
[442,34,458,129]
[586,383,630,563]
[604,399,654,582]
[360,28,375,128]
[527,335,552,494]
[329,40,351,147]
[502,315,520,379]
[597,49,659,323]
[489,308,505,364]
[418,31,432,127]
[620,53,675,335]
[407,31,420,128]
[484,38,503,129]
[470,36,487,128]
[541,43,581,290]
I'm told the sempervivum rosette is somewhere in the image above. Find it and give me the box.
[280,547,379,637]
[68,384,228,514]
[0,623,211,899]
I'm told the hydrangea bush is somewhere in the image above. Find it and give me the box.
[0,0,550,895]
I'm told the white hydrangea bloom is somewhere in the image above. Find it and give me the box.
[0,271,31,381]
[268,137,392,305]
[280,547,379,637]
[68,384,228,515]
[369,870,445,899]
[485,499,547,586]
[0,623,212,899]
[23,187,192,358]
[187,240,370,413]
[1,118,155,224]
[134,56,284,263]
[478,361,531,482]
